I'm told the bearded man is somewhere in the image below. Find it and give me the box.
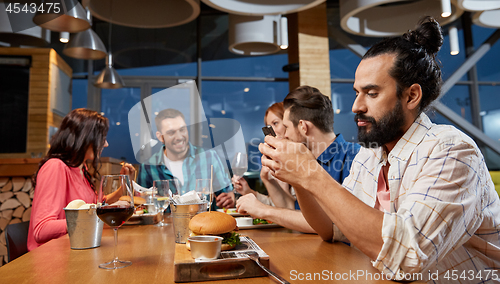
[259,17,500,282]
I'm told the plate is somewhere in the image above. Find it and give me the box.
[125,212,160,225]
[237,223,282,230]
[216,208,249,217]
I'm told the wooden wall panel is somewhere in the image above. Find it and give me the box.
[0,48,72,159]
[287,3,331,98]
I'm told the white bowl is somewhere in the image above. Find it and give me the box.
[235,217,253,227]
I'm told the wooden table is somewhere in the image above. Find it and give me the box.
[0,225,414,283]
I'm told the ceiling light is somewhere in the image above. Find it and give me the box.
[83,0,200,28]
[95,1,124,89]
[0,2,50,46]
[59,32,70,43]
[33,0,90,33]
[457,0,500,11]
[229,14,288,56]
[340,0,463,37]
[95,54,124,89]
[63,8,107,60]
[449,25,459,55]
[201,0,325,15]
[441,0,452,17]
[280,16,288,49]
[473,9,500,28]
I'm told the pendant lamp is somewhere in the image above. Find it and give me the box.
[82,0,200,28]
[94,53,124,89]
[340,0,463,37]
[63,9,107,60]
[0,2,50,46]
[457,0,500,11]
[94,1,123,89]
[472,9,500,28]
[201,0,325,15]
[33,0,90,33]
[229,15,288,56]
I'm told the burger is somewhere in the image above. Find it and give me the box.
[119,196,147,215]
[187,211,241,251]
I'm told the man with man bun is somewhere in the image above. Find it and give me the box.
[260,17,500,282]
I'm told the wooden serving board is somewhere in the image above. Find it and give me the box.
[174,236,269,282]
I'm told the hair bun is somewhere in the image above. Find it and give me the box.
[404,16,443,55]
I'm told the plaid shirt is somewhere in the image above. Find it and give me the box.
[137,143,232,202]
[340,113,500,283]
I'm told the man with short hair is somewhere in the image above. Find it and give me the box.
[138,108,235,209]
[236,86,360,233]
[259,17,500,281]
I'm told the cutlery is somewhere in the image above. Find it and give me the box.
[245,251,290,284]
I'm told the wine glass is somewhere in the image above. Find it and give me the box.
[96,175,134,269]
[153,180,173,227]
[196,178,212,209]
[231,152,248,180]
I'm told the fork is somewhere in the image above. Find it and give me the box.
[245,251,290,284]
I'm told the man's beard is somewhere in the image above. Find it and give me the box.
[355,100,406,148]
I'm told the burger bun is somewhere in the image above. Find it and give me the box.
[189,211,236,235]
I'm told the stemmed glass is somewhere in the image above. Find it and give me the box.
[96,175,134,269]
[196,179,212,209]
[153,180,173,227]
[231,152,248,180]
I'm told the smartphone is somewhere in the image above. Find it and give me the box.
[262,125,276,137]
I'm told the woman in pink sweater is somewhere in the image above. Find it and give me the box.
[27,109,134,251]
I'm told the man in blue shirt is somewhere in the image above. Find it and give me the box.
[236,86,360,233]
[137,108,235,209]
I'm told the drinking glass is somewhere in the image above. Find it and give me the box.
[153,180,172,227]
[96,175,134,269]
[231,152,248,179]
[196,179,212,209]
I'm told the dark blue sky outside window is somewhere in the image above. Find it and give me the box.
[100,87,141,163]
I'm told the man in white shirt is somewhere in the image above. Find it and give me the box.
[259,17,500,282]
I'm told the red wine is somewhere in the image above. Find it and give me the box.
[96,205,134,228]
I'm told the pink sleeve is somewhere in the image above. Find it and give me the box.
[30,160,69,245]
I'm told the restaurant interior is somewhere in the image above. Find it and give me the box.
[1,0,500,282]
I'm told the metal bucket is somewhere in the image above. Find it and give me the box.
[170,202,208,244]
[64,207,104,249]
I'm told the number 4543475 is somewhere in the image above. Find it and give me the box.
[443,269,498,281]
[5,3,61,14]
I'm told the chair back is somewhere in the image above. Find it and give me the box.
[5,221,30,263]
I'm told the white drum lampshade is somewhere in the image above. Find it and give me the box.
[229,15,288,56]
[457,0,500,11]
[82,0,200,28]
[340,0,464,37]
[472,9,500,28]
[202,0,325,15]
